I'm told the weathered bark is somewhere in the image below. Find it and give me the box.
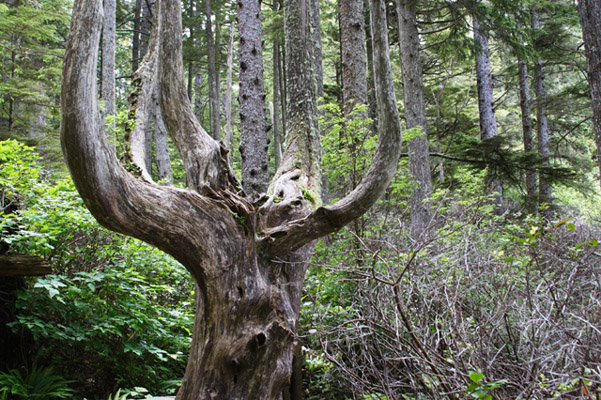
[127,0,161,182]
[61,0,401,398]
[193,70,203,121]
[396,0,432,239]
[223,23,235,156]
[101,0,116,135]
[532,10,552,207]
[340,0,368,116]
[473,13,503,207]
[364,0,377,135]
[238,0,270,196]
[205,0,220,141]
[272,0,284,170]
[578,0,601,189]
[517,56,537,202]
[153,84,173,183]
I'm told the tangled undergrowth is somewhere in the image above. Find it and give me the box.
[301,192,601,399]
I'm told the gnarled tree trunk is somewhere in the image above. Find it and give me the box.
[60,0,401,398]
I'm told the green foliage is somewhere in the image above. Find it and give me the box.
[0,364,75,400]
[0,0,70,169]
[466,371,506,400]
[320,103,376,199]
[1,142,193,398]
[0,139,40,200]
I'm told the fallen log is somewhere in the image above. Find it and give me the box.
[0,255,51,277]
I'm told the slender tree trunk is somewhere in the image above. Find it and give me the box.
[153,84,173,183]
[272,35,283,169]
[339,0,368,116]
[102,0,116,136]
[473,13,503,207]
[578,0,601,189]
[364,0,377,135]
[140,0,154,57]
[397,0,432,239]
[141,0,156,173]
[238,0,269,195]
[205,0,220,140]
[517,56,537,204]
[532,10,552,207]
[223,23,235,157]
[132,0,142,73]
[194,71,203,121]
[310,0,324,105]
[187,1,195,101]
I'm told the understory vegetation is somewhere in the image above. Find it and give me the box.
[2,135,600,399]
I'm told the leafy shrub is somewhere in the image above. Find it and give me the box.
[1,140,194,399]
[0,364,74,400]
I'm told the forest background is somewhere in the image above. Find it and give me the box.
[1,0,601,398]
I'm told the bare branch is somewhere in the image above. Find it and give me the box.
[158,0,235,192]
[258,0,402,257]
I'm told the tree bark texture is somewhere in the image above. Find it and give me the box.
[101,0,116,134]
[61,0,401,398]
[473,14,503,206]
[223,23,235,157]
[310,0,324,105]
[340,0,368,116]
[127,0,161,182]
[532,10,552,206]
[517,56,537,202]
[153,83,173,183]
[396,0,432,239]
[238,0,270,196]
[272,40,283,169]
[578,0,601,189]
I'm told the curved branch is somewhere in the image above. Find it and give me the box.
[258,0,402,257]
[158,0,236,192]
[126,0,161,182]
[60,0,243,283]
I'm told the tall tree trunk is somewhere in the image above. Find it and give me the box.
[223,23,235,157]
[364,0,377,135]
[578,0,601,189]
[132,0,142,73]
[238,0,270,195]
[473,13,503,207]
[272,35,283,169]
[532,9,552,207]
[340,0,368,116]
[205,0,220,140]
[194,70,203,121]
[517,56,537,205]
[396,0,432,239]
[61,0,401,398]
[310,0,324,106]
[140,0,154,57]
[102,0,116,136]
[153,84,173,183]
